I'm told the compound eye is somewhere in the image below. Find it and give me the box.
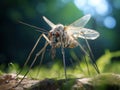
[56,32,59,37]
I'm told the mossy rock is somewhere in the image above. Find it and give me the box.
[91,73,120,90]
[28,73,120,90]
[0,73,120,90]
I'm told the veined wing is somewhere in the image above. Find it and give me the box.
[43,16,55,28]
[69,14,91,27]
[67,27,100,40]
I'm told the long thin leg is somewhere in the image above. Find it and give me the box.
[78,38,100,74]
[61,47,67,80]
[14,42,49,87]
[84,39,100,74]
[60,34,67,80]
[78,43,89,57]
[16,34,43,77]
[36,42,47,78]
[14,34,50,87]
[81,32,100,74]
[77,42,90,75]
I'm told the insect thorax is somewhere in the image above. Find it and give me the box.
[48,24,78,48]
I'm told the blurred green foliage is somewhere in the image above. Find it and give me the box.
[0,50,120,80]
[97,50,120,73]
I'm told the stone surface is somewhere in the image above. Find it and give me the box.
[0,73,120,90]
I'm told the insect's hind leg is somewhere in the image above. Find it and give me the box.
[78,40,100,74]
[84,38,100,74]
[77,42,90,75]
[82,32,100,74]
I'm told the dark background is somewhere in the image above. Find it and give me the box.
[0,0,120,66]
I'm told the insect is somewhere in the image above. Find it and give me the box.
[16,14,100,87]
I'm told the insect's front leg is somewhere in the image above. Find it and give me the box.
[14,33,50,88]
[16,34,49,76]
[43,33,51,43]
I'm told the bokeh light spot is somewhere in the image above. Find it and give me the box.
[74,0,110,16]
[88,0,101,7]
[74,0,87,9]
[104,16,116,29]
[95,2,109,16]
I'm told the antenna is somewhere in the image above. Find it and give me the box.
[18,21,48,34]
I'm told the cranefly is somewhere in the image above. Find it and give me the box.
[15,14,100,87]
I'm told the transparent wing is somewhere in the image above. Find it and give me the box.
[67,27,100,40]
[43,16,55,28]
[69,14,91,27]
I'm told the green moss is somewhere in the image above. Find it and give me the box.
[97,50,120,73]
[92,73,120,90]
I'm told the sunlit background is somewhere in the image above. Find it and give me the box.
[0,0,120,68]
